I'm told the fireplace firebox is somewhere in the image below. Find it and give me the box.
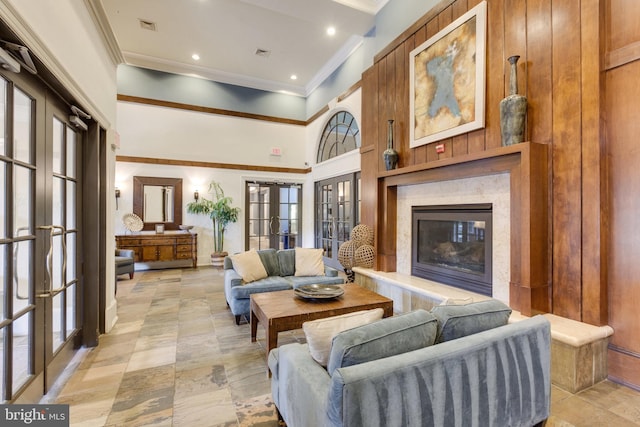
[411,204,492,296]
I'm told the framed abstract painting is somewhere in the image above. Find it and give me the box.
[410,1,487,148]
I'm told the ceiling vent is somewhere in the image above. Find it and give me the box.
[255,48,271,58]
[138,19,157,31]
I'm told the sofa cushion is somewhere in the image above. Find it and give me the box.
[294,247,324,276]
[229,276,292,299]
[277,249,296,277]
[327,309,438,376]
[257,248,281,277]
[431,299,512,343]
[229,249,268,283]
[302,308,384,366]
[288,275,344,287]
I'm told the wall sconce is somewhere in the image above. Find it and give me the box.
[115,187,121,210]
[194,190,199,201]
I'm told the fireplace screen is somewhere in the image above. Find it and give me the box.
[412,204,492,295]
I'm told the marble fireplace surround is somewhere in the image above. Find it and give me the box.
[376,142,550,316]
[397,173,510,302]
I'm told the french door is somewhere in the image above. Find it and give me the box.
[0,70,82,402]
[246,182,301,250]
[315,173,360,270]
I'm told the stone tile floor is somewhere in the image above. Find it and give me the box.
[42,267,640,426]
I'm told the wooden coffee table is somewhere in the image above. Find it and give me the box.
[250,283,393,357]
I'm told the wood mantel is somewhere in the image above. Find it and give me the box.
[375,142,549,316]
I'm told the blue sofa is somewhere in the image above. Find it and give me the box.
[223,248,344,324]
[269,301,551,427]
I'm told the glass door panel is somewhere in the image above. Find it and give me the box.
[1,70,82,402]
[317,183,333,259]
[248,184,270,250]
[246,182,301,250]
[5,79,38,401]
[315,173,359,270]
[39,111,81,393]
[277,186,299,249]
[13,88,33,164]
[12,313,31,392]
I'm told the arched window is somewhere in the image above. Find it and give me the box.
[316,111,360,163]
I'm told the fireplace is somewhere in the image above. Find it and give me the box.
[412,204,493,296]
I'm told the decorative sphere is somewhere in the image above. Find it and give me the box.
[354,244,375,268]
[351,224,374,247]
[338,240,357,269]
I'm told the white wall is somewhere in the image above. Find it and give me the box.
[117,102,307,169]
[114,89,362,260]
[115,162,306,264]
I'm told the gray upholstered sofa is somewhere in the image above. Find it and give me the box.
[224,248,343,324]
[269,300,551,427]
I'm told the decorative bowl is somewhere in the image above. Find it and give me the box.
[179,225,194,231]
[294,284,344,300]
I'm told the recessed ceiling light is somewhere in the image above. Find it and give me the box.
[290,74,297,80]
[327,26,336,36]
[192,53,200,61]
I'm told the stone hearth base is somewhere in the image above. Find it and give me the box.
[354,267,614,394]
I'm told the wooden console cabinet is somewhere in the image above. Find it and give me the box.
[116,232,197,269]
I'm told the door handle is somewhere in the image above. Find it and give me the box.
[37,225,67,298]
[328,218,335,239]
[269,216,282,235]
[13,226,30,300]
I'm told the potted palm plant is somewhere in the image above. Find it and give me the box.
[186,181,240,267]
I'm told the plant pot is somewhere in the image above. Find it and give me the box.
[211,251,228,268]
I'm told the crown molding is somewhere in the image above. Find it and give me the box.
[305,35,364,96]
[84,0,125,66]
[332,0,390,14]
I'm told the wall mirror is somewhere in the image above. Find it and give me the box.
[133,176,183,231]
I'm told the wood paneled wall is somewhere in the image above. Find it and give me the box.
[604,0,640,393]
[360,0,606,323]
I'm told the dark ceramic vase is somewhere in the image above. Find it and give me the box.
[383,119,399,170]
[499,55,527,146]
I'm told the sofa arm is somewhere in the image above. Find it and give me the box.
[271,343,332,427]
[324,265,339,277]
[116,249,135,259]
[223,269,243,303]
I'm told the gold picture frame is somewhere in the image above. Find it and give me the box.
[410,1,487,148]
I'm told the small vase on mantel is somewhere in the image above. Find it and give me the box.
[383,119,399,170]
[499,55,527,146]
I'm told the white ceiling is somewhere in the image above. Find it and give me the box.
[100,0,388,96]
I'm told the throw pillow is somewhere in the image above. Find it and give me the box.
[302,308,384,366]
[327,309,438,376]
[277,249,296,276]
[431,299,512,343]
[257,249,281,277]
[294,247,325,276]
[229,249,268,283]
